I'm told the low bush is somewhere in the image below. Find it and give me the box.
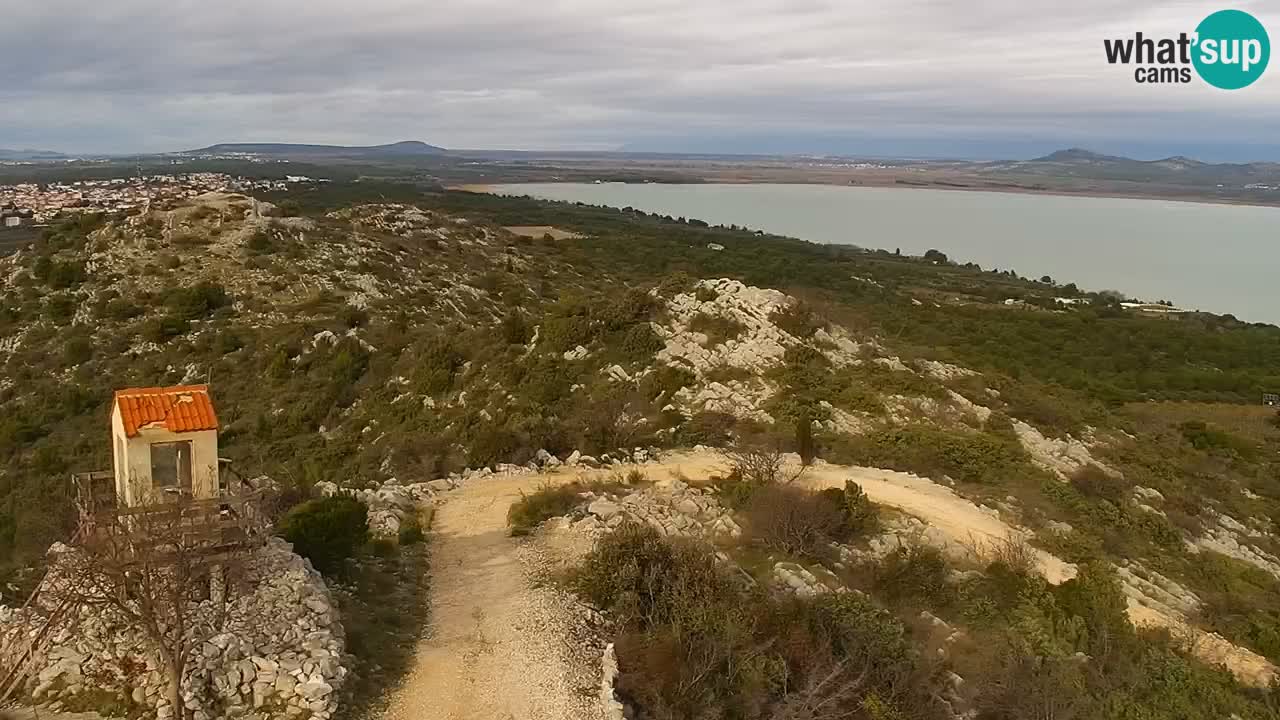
[369,538,397,558]
[575,522,948,720]
[278,495,370,574]
[1194,551,1280,663]
[165,281,230,320]
[1069,464,1125,504]
[769,302,826,338]
[507,483,580,536]
[398,516,426,545]
[63,336,93,365]
[693,285,718,302]
[100,298,144,321]
[677,410,739,446]
[744,484,849,558]
[874,544,952,607]
[837,479,879,535]
[141,314,190,343]
[688,311,746,346]
[835,427,1032,485]
[1178,420,1259,460]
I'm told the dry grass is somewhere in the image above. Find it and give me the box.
[1121,401,1280,444]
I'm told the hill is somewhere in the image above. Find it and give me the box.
[183,140,448,157]
[0,148,70,161]
[3,182,1280,718]
[986,147,1280,187]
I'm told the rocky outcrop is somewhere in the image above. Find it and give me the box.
[656,279,870,423]
[1115,561,1200,617]
[599,643,626,720]
[771,562,839,598]
[834,515,975,568]
[2,539,345,720]
[1012,420,1115,480]
[578,478,742,539]
[1194,513,1280,580]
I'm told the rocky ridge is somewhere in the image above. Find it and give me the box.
[0,539,344,720]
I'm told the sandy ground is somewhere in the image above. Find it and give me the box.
[379,472,600,720]
[381,449,1274,717]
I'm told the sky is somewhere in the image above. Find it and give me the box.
[3,0,1280,160]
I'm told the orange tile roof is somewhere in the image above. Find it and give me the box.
[114,385,219,438]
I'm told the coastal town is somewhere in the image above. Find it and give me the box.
[0,173,324,226]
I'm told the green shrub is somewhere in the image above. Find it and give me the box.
[1069,464,1125,504]
[141,314,190,343]
[246,229,277,255]
[575,523,944,720]
[575,522,733,627]
[500,311,531,345]
[369,538,397,558]
[1178,420,1258,460]
[341,306,370,329]
[836,427,1031,485]
[679,411,739,446]
[63,336,93,365]
[101,298,144,321]
[398,516,426,545]
[838,479,879,535]
[874,544,951,606]
[165,281,230,320]
[44,295,77,324]
[278,495,370,574]
[616,322,663,362]
[412,333,465,395]
[769,302,826,338]
[42,259,87,289]
[1195,551,1280,662]
[212,330,245,354]
[640,363,695,400]
[507,483,580,536]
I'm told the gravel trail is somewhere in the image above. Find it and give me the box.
[379,471,600,720]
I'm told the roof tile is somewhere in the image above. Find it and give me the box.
[114,384,219,437]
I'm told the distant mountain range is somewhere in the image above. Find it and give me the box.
[0,148,70,161]
[180,140,447,158]
[975,147,1280,185]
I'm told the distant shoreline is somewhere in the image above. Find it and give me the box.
[452,180,1280,211]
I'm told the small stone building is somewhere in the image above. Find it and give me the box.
[110,385,220,507]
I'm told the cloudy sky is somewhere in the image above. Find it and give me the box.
[3,0,1279,159]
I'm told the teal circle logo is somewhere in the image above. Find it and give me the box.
[1193,9,1270,89]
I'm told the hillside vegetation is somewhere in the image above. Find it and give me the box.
[3,181,1280,717]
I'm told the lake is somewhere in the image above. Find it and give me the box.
[491,183,1280,326]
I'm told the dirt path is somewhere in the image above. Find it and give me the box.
[380,472,599,720]
[382,448,1274,715]
[652,450,1277,686]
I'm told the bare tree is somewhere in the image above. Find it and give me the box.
[721,439,807,486]
[46,492,267,720]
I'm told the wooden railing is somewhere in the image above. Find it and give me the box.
[86,491,264,545]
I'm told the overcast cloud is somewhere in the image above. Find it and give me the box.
[3,0,1279,159]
